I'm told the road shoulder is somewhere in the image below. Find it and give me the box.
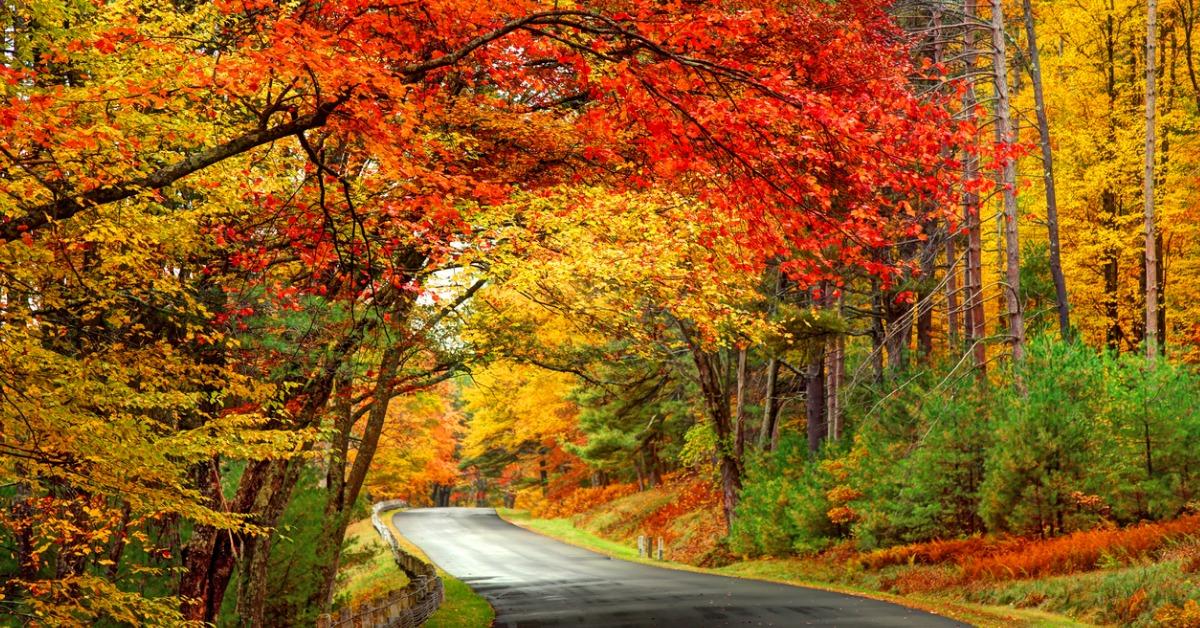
[380,508,495,628]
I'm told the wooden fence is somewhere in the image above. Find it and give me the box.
[316,501,443,628]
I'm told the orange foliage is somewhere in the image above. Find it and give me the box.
[964,515,1200,581]
[531,483,640,519]
[1156,600,1200,628]
[860,536,1025,570]
[861,515,1200,585]
[882,567,964,595]
[1114,589,1150,625]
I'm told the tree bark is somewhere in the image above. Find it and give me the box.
[825,333,844,442]
[758,358,780,450]
[945,235,961,348]
[991,0,1027,378]
[680,326,741,530]
[734,347,748,459]
[1023,0,1072,340]
[1144,0,1160,363]
[312,377,355,614]
[962,0,988,377]
[806,356,827,454]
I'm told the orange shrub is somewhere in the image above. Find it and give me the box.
[964,515,1200,581]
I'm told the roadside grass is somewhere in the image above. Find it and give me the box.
[337,517,409,605]
[961,557,1200,627]
[497,508,1089,628]
[379,508,495,628]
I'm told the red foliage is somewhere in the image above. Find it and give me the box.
[640,477,722,544]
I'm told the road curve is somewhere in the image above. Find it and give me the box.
[392,508,968,627]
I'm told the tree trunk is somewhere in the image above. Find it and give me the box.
[991,0,1027,373]
[825,333,844,442]
[916,234,936,363]
[312,378,355,614]
[1102,8,1124,352]
[734,347,748,459]
[945,235,961,348]
[963,0,988,378]
[237,458,304,626]
[681,333,741,530]
[870,290,887,383]
[1144,0,1160,363]
[806,356,826,454]
[758,358,780,450]
[1023,0,1072,340]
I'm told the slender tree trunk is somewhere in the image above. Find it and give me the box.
[870,287,886,383]
[1101,8,1124,352]
[963,0,988,377]
[917,255,935,361]
[991,0,1027,371]
[883,292,914,372]
[1158,26,1175,353]
[945,235,961,348]
[1145,0,1160,363]
[734,347,748,459]
[825,333,845,441]
[1023,0,1072,339]
[758,358,779,450]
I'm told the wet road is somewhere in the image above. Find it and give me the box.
[391,508,968,627]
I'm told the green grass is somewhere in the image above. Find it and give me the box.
[497,508,1090,628]
[499,509,648,562]
[337,517,409,605]
[963,557,1200,627]
[380,509,495,628]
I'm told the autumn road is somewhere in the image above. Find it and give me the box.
[392,508,968,627]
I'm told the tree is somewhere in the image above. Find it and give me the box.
[3,0,961,619]
[1145,0,1162,362]
[991,0,1028,367]
[1022,0,1073,340]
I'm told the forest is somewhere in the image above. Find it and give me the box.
[4,0,1200,625]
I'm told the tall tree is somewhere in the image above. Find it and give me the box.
[1146,0,1162,362]
[991,0,1028,367]
[1023,0,1073,339]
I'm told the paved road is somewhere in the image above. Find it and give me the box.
[392,508,967,627]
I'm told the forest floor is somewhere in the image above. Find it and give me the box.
[335,511,495,627]
[498,483,1200,627]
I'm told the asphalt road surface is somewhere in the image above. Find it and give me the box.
[392,508,968,627]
